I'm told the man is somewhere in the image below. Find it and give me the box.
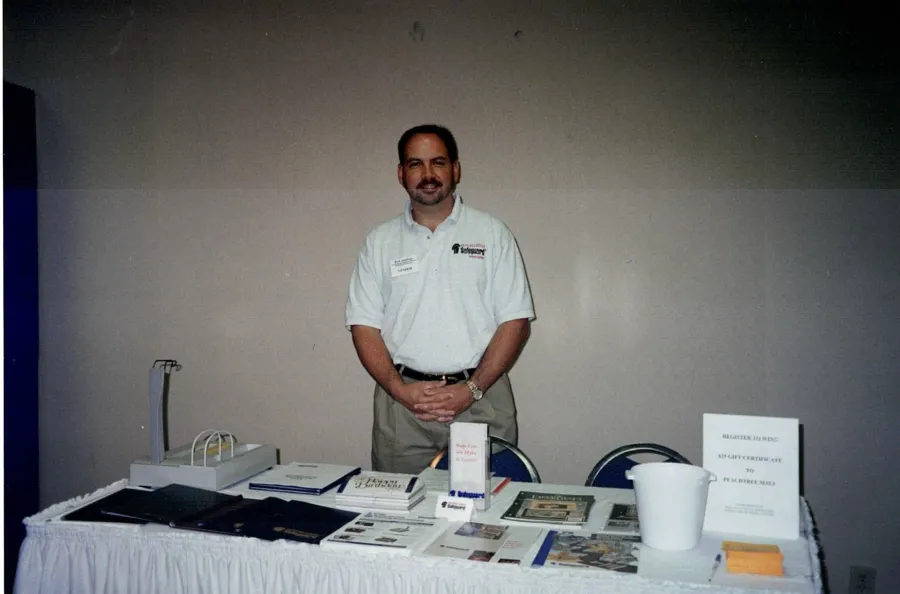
[345,124,534,473]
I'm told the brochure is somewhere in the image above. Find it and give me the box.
[424,521,547,565]
[320,513,446,555]
[449,422,491,511]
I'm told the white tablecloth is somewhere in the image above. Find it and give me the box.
[13,478,824,594]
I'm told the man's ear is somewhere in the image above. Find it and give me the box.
[397,163,405,186]
[453,161,461,185]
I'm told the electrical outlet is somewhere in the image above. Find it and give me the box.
[848,565,876,594]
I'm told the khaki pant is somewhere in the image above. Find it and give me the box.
[371,374,518,474]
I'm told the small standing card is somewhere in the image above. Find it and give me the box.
[702,414,800,539]
[449,422,490,511]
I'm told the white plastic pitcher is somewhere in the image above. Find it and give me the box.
[625,462,716,551]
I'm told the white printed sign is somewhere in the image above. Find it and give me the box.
[702,414,800,539]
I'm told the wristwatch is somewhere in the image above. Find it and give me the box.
[466,380,484,402]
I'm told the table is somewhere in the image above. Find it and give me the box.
[13,475,824,594]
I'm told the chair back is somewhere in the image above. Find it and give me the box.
[429,435,542,483]
[585,442,691,489]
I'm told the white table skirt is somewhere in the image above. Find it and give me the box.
[14,480,824,594]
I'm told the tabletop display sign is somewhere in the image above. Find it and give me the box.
[702,414,800,539]
[449,422,491,511]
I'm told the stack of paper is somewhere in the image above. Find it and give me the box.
[335,472,426,511]
[723,541,784,576]
[248,462,361,495]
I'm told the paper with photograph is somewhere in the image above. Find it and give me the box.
[423,521,547,565]
[602,503,639,534]
[533,532,641,573]
[320,513,446,555]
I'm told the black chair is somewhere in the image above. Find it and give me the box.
[585,443,691,489]
[429,435,542,483]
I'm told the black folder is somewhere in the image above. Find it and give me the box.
[61,488,151,524]
[176,496,360,544]
[98,483,243,526]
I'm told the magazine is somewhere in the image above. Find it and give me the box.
[603,503,639,534]
[500,491,595,525]
[320,513,446,555]
[423,521,547,565]
[533,532,641,573]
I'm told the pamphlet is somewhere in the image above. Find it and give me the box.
[533,532,641,573]
[703,414,800,539]
[449,422,491,511]
[501,491,595,525]
[320,513,447,555]
[424,521,547,565]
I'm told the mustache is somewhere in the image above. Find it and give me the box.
[417,178,442,189]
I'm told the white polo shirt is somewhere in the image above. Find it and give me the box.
[346,196,534,372]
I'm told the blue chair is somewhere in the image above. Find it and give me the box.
[585,443,691,489]
[429,435,542,483]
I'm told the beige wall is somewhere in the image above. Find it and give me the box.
[5,1,899,591]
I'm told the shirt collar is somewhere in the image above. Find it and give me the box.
[404,193,464,229]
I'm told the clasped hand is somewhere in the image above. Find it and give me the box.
[401,380,472,423]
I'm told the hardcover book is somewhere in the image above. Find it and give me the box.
[501,491,595,525]
[248,462,361,495]
[533,532,641,573]
[99,483,243,526]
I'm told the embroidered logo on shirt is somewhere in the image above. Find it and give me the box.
[451,243,486,259]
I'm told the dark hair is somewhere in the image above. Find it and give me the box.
[397,124,459,164]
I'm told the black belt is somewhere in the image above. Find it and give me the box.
[395,364,475,385]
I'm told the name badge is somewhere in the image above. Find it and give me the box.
[390,255,420,278]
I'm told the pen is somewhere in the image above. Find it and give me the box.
[709,553,723,583]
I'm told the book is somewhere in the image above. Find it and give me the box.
[602,503,639,535]
[176,496,360,544]
[533,532,641,573]
[248,462,361,495]
[320,513,446,555]
[99,483,243,526]
[335,472,425,511]
[423,521,547,565]
[500,491,595,525]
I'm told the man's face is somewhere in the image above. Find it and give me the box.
[398,133,460,207]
